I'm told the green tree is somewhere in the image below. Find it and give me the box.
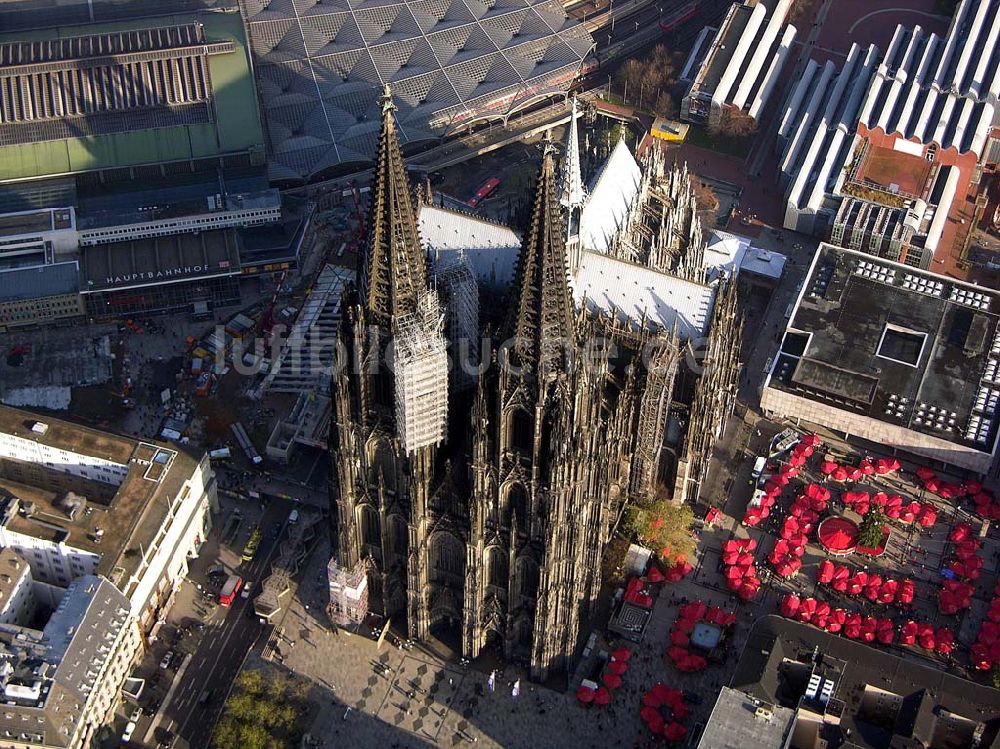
[625,497,696,563]
[858,509,887,549]
[211,667,309,749]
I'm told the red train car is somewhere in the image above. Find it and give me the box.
[467,177,500,208]
[660,2,697,33]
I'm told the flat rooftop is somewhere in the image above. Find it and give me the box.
[80,229,242,293]
[731,616,1000,748]
[0,210,52,237]
[856,144,932,198]
[0,10,263,182]
[696,2,753,93]
[75,168,272,230]
[0,405,202,590]
[699,686,795,749]
[768,243,1000,454]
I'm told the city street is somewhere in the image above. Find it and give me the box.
[134,497,295,748]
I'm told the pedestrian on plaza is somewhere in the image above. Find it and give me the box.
[511,679,520,701]
[487,670,496,693]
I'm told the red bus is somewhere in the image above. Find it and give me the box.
[467,177,500,208]
[660,2,697,33]
[219,574,243,607]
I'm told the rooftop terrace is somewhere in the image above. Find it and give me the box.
[765,244,1000,463]
[0,406,203,591]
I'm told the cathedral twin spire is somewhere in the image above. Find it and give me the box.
[363,85,577,381]
[507,141,577,379]
[558,98,585,210]
[359,84,428,331]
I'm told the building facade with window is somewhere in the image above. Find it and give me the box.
[0,406,217,638]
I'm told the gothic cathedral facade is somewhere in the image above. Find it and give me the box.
[329,88,731,681]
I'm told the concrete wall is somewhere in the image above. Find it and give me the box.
[760,386,993,473]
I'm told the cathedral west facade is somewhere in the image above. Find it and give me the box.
[328,88,741,681]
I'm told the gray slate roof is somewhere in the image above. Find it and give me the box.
[0,262,80,303]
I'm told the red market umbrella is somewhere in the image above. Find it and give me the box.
[950,523,972,543]
[964,480,983,495]
[818,559,835,584]
[594,686,611,706]
[608,659,628,675]
[651,684,674,704]
[670,630,690,647]
[642,691,663,708]
[827,609,847,633]
[789,453,807,467]
[576,686,595,703]
[664,722,687,742]
[916,466,936,481]
[667,646,688,663]
[843,490,868,506]
[611,647,631,662]
[818,517,859,553]
[936,628,954,654]
[859,459,875,475]
[780,595,801,618]
[738,583,759,601]
[681,601,707,620]
[647,566,665,583]
[821,460,838,475]
[832,466,850,481]
[603,672,622,690]
[924,477,941,494]
[918,506,937,526]
[801,434,822,447]
[672,702,691,720]
[640,706,659,722]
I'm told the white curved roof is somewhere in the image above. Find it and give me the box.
[244,0,594,181]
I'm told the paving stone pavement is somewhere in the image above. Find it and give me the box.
[268,411,1000,748]
[275,536,761,749]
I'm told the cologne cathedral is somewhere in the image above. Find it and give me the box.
[329,88,742,681]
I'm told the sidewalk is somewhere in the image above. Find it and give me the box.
[142,653,193,745]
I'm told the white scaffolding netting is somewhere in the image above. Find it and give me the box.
[394,290,448,453]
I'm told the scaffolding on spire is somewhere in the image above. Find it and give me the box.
[394,291,448,454]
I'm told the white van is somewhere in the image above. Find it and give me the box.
[751,456,767,481]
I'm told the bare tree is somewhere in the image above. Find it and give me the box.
[710,105,758,140]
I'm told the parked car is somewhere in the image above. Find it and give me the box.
[159,652,173,670]
[241,581,254,599]
[121,720,137,744]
